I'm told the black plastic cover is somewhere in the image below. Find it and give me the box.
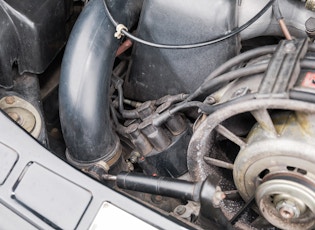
[0,0,67,88]
[125,0,238,101]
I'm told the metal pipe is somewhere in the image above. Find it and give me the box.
[239,0,313,40]
[279,19,293,40]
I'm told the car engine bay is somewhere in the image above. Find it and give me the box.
[1,0,315,229]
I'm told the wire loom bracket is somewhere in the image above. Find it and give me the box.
[256,38,309,99]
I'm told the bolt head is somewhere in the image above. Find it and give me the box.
[276,200,300,219]
[151,195,163,204]
[284,43,296,53]
[205,96,216,105]
[175,205,186,215]
[5,96,15,104]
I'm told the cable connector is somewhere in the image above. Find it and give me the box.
[114,24,128,39]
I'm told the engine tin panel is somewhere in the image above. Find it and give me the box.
[12,162,92,230]
[125,0,238,101]
[0,143,18,185]
[0,203,37,230]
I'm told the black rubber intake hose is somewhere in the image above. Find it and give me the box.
[59,0,142,163]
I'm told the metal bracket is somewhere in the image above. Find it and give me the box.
[256,39,309,99]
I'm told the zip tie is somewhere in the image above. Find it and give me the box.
[114,24,128,39]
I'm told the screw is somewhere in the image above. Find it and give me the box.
[175,205,186,215]
[5,96,15,104]
[130,151,141,163]
[151,195,163,204]
[204,96,216,105]
[284,43,296,53]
